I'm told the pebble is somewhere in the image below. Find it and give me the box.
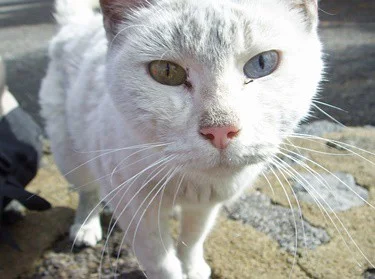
[226,192,330,253]
[293,172,369,211]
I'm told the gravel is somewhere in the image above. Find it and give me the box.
[364,269,375,279]
[23,220,145,279]
[293,172,369,211]
[226,192,330,254]
[297,120,344,137]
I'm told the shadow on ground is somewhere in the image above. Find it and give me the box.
[0,0,54,28]
[5,50,49,126]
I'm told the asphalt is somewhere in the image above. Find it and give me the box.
[0,0,374,127]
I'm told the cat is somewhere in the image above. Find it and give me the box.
[39,0,322,278]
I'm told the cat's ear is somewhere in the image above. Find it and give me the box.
[99,0,150,39]
[291,0,319,31]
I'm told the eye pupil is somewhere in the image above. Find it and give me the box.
[258,55,265,70]
[149,60,187,86]
[166,63,170,77]
[243,50,279,80]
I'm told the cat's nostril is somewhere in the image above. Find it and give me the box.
[201,132,215,141]
[200,126,240,149]
[227,130,239,139]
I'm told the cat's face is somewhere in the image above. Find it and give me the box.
[102,0,323,171]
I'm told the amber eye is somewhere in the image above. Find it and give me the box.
[148,60,187,86]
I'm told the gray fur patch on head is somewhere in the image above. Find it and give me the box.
[200,107,240,129]
[112,1,247,69]
[166,2,242,65]
[288,0,319,31]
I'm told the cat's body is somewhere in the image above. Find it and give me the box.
[40,0,322,278]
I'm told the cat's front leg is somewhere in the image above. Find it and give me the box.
[70,183,102,247]
[178,205,221,279]
[117,194,183,279]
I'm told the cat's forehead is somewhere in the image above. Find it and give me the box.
[169,2,244,64]
[122,0,308,68]
[123,1,248,65]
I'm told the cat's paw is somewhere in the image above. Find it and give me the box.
[183,261,211,279]
[147,264,184,279]
[145,252,184,279]
[70,220,102,247]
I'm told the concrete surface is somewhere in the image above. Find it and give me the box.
[0,124,373,279]
[293,172,369,211]
[226,191,330,253]
[0,1,374,279]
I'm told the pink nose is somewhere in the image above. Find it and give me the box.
[200,126,240,149]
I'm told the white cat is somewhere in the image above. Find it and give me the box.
[40,0,323,278]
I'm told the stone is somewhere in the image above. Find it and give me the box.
[226,192,330,253]
[0,207,74,279]
[297,120,344,137]
[364,269,375,279]
[293,172,369,211]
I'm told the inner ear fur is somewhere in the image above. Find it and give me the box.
[99,0,151,39]
[292,0,319,31]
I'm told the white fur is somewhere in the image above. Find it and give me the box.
[40,0,323,278]
[1,89,19,117]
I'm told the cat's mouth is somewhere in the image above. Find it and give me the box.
[216,152,269,167]
[164,141,278,170]
[170,148,274,170]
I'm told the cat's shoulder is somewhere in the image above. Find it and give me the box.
[49,15,106,64]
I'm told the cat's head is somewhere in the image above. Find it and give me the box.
[100,0,323,171]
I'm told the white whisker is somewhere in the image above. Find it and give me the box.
[109,144,168,187]
[271,156,308,253]
[261,171,275,196]
[158,167,181,256]
[114,166,177,275]
[311,103,346,127]
[65,142,170,177]
[268,163,298,278]
[281,142,353,156]
[72,142,171,154]
[172,172,185,210]
[312,100,347,112]
[99,156,177,276]
[74,155,174,251]
[287,133,375,160]
[279,147,374,210]
[277,150,375,268]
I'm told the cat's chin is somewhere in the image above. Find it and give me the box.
[182,153,269,173]
[167,145,275,173]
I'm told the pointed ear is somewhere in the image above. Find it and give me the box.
[293,0,319,31]
[99,0,150,39]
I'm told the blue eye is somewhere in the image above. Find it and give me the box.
[243,50,280,79]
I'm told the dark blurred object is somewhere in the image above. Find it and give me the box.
[319,0,375,23]
[0,0,54,28]
[314,0,375,126]
[0,57,51,250]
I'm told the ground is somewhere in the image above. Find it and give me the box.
[0,1,374,278]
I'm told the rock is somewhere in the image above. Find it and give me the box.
[226,192,330,253]
[293,172,369,211]
[297,120,344,137]
[25,226,143,279]
[205,217,308,279]
[364,269,375,279]
[276,120,343,167]
[0,207,74,279]
[0,153,77,278]
[255,126,375,279]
